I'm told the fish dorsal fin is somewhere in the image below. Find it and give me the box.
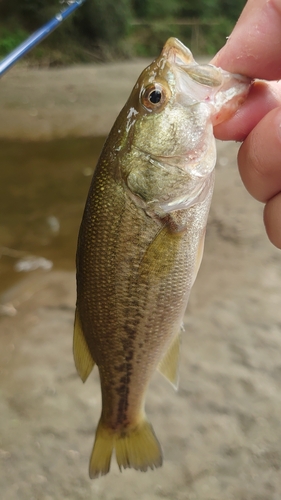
[157,331,181,391]
[73,308,95,383]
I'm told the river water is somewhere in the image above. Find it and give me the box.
[0,137,105,296]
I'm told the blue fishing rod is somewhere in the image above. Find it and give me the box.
[0,0,87,77]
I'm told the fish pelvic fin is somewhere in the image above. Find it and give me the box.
[89,417,163,479]
[73,308,95,383]
[157,331,181,390]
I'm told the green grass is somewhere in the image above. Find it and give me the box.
[0,28,28,56]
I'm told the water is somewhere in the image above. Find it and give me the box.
[0,137,105,296]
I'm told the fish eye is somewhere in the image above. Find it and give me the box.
[149,89,162,104]
[141,83,168,111]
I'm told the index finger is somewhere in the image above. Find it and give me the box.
[214,80,281,141]
[212,0,281,80]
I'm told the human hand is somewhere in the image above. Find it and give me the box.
[212,0,281,248]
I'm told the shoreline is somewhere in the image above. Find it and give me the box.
[0,61,150,140]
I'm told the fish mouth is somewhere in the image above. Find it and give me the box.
[161,37,194,66]
[161,38,252,114]
[161,38,223,88]
[162,36,250,84]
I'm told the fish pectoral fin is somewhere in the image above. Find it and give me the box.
[73,308,95,383]
[139,225,183,281]
[157,331,181,390]
[89,417,163,479]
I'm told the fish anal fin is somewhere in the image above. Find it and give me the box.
[192,229,206,286]
[89,417,163,479]
[157,331,181,390]
[73,308,95,383]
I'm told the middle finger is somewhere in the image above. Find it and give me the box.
[238,105,281,202]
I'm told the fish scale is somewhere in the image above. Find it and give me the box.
[74,37,251,478]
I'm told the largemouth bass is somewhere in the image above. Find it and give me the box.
[74,37,250,478]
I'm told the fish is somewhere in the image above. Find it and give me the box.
[74,37,251,479]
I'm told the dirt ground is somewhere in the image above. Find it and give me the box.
[1,62,281,499]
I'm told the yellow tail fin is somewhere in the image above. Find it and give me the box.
[89,418,163,479]
[89,420,115,478]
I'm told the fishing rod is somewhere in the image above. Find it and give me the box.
[0,0,87,78]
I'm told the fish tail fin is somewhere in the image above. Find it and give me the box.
[115,418,163,473]
[89,417,163,479]
[89,419,115,479]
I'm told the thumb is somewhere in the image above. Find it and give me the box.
[212,0,281,80]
